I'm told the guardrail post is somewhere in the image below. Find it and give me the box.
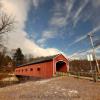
[67,72,70,76]
[77,72,80,79]
[93,70,97,82]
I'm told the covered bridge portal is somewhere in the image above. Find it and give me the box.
[15,54,69,78]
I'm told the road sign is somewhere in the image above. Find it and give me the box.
[87,54,93,61]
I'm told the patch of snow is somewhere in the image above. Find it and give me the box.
[35,79,51,84]
[54,91,57,94]
[1,77,19,82]
[61,88,66,91]
[68,90,79,98]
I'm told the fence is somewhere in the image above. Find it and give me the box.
[55,71,100,82]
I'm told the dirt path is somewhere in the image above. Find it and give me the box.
[0,76,100,100]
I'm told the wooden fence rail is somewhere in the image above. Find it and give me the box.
[55,71,100,82]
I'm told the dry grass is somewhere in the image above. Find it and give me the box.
[0,76,100,100]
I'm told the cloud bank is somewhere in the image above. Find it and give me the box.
[0,0,63,57]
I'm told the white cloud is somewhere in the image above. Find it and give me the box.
[86,46,100,59]
[32,0,44,9]
[73,0,89,27]
[50,0,74,28]
[42,30,55,39]
[50,0,90,28]
[73,0,100,27]
[39,0,74,46]
[50,17,67,28]
[69,43,100,60]
[68,25,100,47]
[49,0,100,29]
[37,38,46,46]
[65,0,74,21]
[0,0,64,57]
[68,35,87,47]
[32,0,39,8]
[37,30,56,46]
[0,0,30,29]
[92,0,100,7]
[40,0,90,47]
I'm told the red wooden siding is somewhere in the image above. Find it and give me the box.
[15,54,69,78]
[53,54,69,74]
[15,61,53,78]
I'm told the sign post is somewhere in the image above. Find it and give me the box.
[87,54,93,71]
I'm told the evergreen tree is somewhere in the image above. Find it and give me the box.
[13,48,24,66]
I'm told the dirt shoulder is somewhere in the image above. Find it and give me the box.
[0,76,100,100]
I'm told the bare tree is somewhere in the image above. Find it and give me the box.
[0,12,16,49]
[0,2,16,48]
[0,12,15,35]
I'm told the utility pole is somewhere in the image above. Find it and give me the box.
[88,33,100,82]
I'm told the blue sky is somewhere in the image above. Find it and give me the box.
[25,0,100,55]
[1,0,100,58]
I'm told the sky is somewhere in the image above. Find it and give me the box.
[0,0,100,58]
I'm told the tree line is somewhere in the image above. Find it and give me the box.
[0,47,36,73]
[69,60,100,72]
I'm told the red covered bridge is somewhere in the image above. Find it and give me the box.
[15,54,69,78]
